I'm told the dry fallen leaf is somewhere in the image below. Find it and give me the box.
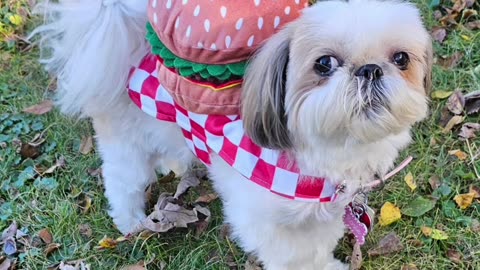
[174,171,200,199]
[431,27,447,43]
[459,123,480,139]
[367,232,404,257]
[43,156,66,175]
[448,149,468,160]
[446,90,465,115]
[22,100,54,115]
[464,90,480,115]
[79,136,93,155]
[454,192,475,209]
[1,221,17,241]
[141,193,200,233]
[421,226,448,240]
[120,261,146,270]
[401,263,418,270]
[78,224,92,238]
[466,20,480,30]
[404,172,417,192]
[469,185,480,198]
[44,243,61,256]
[195,193,219,204]
[446,249,462,264]
[439,52,463,69]
[38,228,53,244]
[350,242,363,270]
[428,175,441,190]
[0,258,12,270]
[244,255,262,270]
[442,115,464,133]
[379,202,402,226]
[97,236,127,249]
[20,143,42,159]
[78,194,92,214]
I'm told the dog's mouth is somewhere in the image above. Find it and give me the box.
[353,79,390,117]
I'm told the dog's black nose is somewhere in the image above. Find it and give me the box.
[355,64,383,81]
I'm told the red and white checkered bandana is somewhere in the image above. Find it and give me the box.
[127,54,339,203]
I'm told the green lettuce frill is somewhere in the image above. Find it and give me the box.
[146,23,246,82]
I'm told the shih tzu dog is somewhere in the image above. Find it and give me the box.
[32,0,432,269]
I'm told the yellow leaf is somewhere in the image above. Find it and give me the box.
[431,90,453,99]
[431,229,449,240]
[404,172,417,192]
[421,226,432,237]
[98,236,127,249]
[379,202,402,226]
[421,226,448,240]
[454,193,475,210]
[8,14,23,26]
[460,35,471,41]
[448,149,468,160]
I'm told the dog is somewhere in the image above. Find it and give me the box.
[32,0,432,269]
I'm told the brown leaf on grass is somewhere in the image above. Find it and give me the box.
[120,261,146,270]
[401,264,418,270]
[466,20,480,30]
[218,224,231,240]
[446,90,465,115]
[78,194,92,214]
[463,8,478,19]
[447,249,462,264]
[44,243,61,256]
[350,242,363,270]
[195,193,219,204]
[448,149,468,160]
[86,168,101,177]
[43,156,66,175]
[464,90,480,115]
[469,185,480,198]
[428,175,442,190]
[438,52,463,69]
[78,224,92,238]
[442,115,464,133]
[367,232,404,257]
[79,136,93,155]
[141,193,199,233]
[19,143,41,159]
[244,255,262,270]
[471,218,480,233]
[431,27,447,43]
[195,221,210,237]
[1,221,17,241]
[22,100,54,115]
[454,192,475,209]
[28,133,47,147]
[174,171,200,199]
[459,123,480,139]
[38,228,53,244]
[0,257,12,270]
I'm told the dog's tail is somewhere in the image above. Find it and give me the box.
[30,0,149,117]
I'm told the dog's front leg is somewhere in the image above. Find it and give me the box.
[92,117,157,234]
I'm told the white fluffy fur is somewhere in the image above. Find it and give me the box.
[32,0,431,269]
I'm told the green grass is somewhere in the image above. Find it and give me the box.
[1,0,480,269]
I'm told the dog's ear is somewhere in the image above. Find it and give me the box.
[241,28,292,150]
[423,38,433,94]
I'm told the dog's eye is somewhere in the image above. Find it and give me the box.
[392,52,409,70]
[314,55,339,76]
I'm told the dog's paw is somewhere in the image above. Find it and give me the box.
[112,212,146,235]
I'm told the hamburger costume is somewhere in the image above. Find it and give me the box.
[127,0,342,202]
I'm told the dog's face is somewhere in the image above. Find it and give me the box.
[242,0,432,149]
